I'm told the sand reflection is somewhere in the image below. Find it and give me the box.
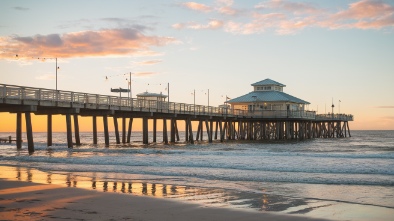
[0,165,295,212]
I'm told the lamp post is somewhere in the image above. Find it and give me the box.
[191,89,195,114]
[55,58,58,90]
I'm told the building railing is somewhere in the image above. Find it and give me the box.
[0,84,353,120]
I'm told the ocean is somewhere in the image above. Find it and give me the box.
[1,130,393,220]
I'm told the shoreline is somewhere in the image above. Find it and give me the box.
[1,164,394,221]
[0,179,329,221]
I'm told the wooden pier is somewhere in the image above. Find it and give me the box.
[0,84,353,153]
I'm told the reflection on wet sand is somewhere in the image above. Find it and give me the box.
[0,166,306,212]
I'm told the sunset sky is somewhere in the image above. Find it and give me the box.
[1,0,394,131]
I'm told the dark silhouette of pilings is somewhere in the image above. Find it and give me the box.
[4,110,351,152]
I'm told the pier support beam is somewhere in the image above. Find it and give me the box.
[185,119,189,142]
[163,118,168,144]
[153,118,157,143]
[122,117,126,144]
[143,117,148,144]
[16,113,22,149]
[47,114,52,146]
[187,118,194,144]
[103,116,109,146]
[127,118,133,143]
[93,116,97,144]
[25,112,34,153]
[65,114,73,148]
[114,117,120,144]
[170,118,176,143]
[74,115,80,145]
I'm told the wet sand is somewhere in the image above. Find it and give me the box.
[0,180,330,221]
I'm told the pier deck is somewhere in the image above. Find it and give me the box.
[0,84,353,152]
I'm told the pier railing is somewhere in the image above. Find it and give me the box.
[315,114,354,121]
[0,84,352,121]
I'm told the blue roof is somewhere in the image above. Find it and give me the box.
[251,78,286,87]
[227,91,309,104]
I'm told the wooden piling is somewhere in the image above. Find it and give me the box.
[103,116,109,146]
[16,112,22,149]
[47,114,52,146]
[25,112,34,153]
[127,118,133,143]
[175,120,180,141]
[185,119,189,142]
[163,118,168,144]
[143,117,148,144]
[153,118,157,143]
[170,118,175,143]
[65,114,73,148]
[187,118,194,144]
[93,116,97,144]
[74,114,81,145]
[122,117,126,144]
[114,116,120,144]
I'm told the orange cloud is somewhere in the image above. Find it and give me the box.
[0,28,177,59]
[330,0,394,29]
[174,0,394,35]
[181,2,212,12]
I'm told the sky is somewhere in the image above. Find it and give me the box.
[0,0,394,132]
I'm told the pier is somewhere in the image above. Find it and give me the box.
[0,83,353,153]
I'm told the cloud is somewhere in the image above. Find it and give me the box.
[0,28,178,58]
[255,0,322,15]
[217,6,239,16]
[174,0,394,35]
[216,0,240,15]
[330,0,394,29]
[172,19,224,30]
[13,6,29,11]
[181,2,212,12]
[134,60,162,65]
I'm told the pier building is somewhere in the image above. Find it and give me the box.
[227,79,309,112]
[0,81,353,153]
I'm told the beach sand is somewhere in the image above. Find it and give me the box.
[0,179,329,221]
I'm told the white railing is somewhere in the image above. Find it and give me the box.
[0,84,352,120]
